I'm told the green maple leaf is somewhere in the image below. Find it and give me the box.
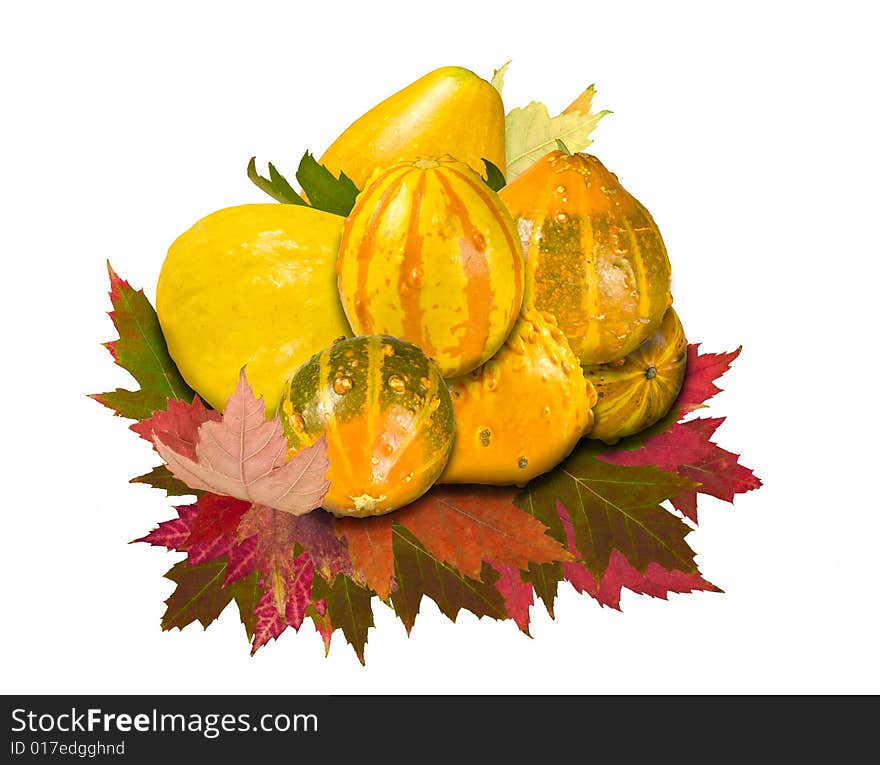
[248,151,360,216]
[92,263,194,421]
[131,465,199,497]
[311,573,374,665]
[161,558,259,635]
[517,450,698,576]
[390,527,507,633]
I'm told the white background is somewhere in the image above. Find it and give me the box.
[2,1,878,694]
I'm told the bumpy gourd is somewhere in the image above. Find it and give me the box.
[440,311,597,486]
[499,150,672,365]
[279,335,455,517]
[157,204,352,412]
[319,66,506,190]
[337,156,524,378]
[583,307,687,444]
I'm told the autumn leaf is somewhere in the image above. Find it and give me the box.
[675,345,743,418]
[601,417,761,522]
[397,485,571,579]
[555,504,717,609]
[161,557,260,634]
[333,514,394,600]
[154,369,330,515]
[496,67,609,180]
[333,485,570,602]
[91,263,194,421]
[491,564,534,634]
[518,452,697,576]
[311,573,374,664]
[390,526,507,634]
[249,552,318,654]
[131,465,197,497]
[131,396,219,456]
[237,504,350,614]
[136,503,199,551]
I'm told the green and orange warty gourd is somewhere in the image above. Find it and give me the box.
[319,66,506,190]
[337,156,524,378]
[499,150,672,366]
[440,310,597,486]
[279,335,455,517]
[583,307,687,444]
[157,204,352,413]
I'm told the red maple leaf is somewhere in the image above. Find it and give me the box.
[131,396,219,456]
[491,564,535,634]
[600,417,761,522]
[675,345,742,417]
[556,505,718,608]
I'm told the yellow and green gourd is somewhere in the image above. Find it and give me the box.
[279,335,455,517]
[583,307,688,444]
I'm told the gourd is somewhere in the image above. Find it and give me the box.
[337,155,524,378]
[440,311,597,486]
[278,335,455,517]
[319,66,506,190]
[156,204,352,413]
[499,150,672,365]
[583,307,687,444]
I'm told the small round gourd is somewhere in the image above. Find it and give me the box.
[439,310,597,486]
[337,155,524,378]
[583,307,687,444]
[279,335,455,517]
[499,150,672,365]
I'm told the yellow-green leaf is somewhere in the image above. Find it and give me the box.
[505,84,610,180]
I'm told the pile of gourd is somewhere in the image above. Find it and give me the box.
[156,66,687,518]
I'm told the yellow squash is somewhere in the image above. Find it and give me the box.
[499,150,672,365]
[440,311,597,486]
[337,156,524,378]
[279,335,455,517]
[319,66,506,190]
[157,204,352,413]
[583,307,687,444]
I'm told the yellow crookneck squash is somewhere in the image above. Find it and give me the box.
[500,150,672,366]
[337,155,524,379]
[319,66,506,190]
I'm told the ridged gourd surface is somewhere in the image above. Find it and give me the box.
[337,156,524,378]
[500,150,672,366]
[583,307,687,444]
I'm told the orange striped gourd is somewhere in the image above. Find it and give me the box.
[440,310,597,486]
[337,156,524,378]
[319,66,506,190]
[583,307,687,444]
[499,150,672,365]
[279,335,455,517]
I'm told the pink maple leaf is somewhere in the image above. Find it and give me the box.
[154,369,330,515]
